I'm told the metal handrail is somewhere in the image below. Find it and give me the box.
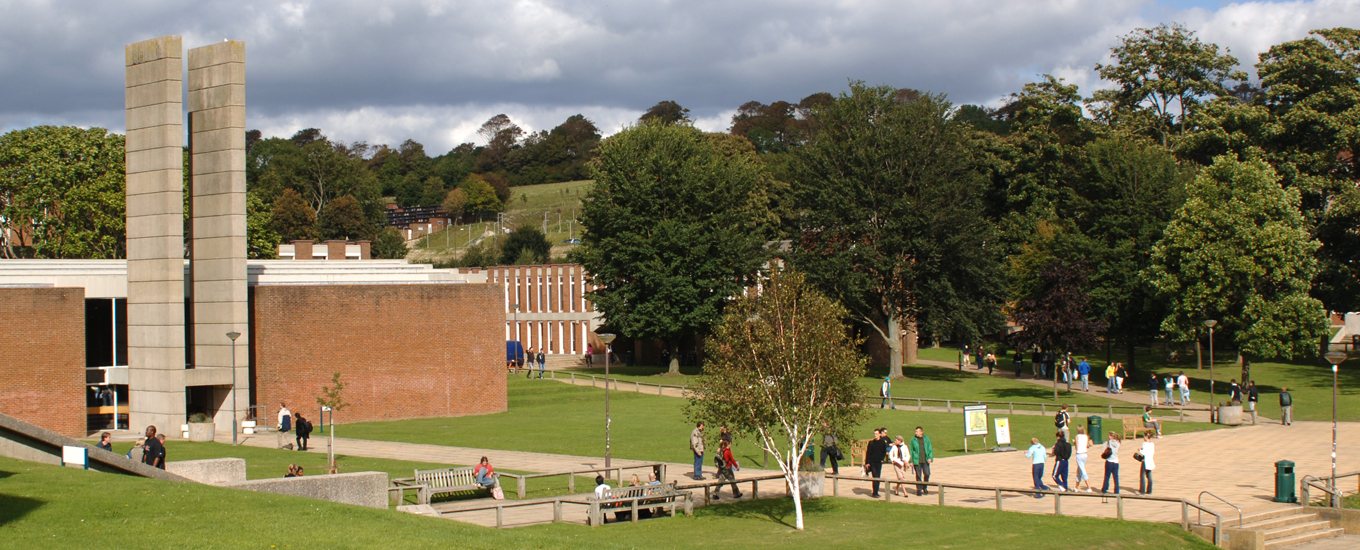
[1198,491,1243,526]
[822,473,1225,546]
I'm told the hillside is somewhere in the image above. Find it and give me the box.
[406,179,592,264]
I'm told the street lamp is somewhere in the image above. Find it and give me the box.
[512,303,520,372]
[599,332,617,469]
[1324,350,1347,507]
[226,331,241,446]
[1204,320,1217,421]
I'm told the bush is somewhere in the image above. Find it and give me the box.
[188,412,211,423]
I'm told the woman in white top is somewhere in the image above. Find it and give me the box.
[1073,427,1092,492]
[1137,432,1157,494]
[889,435,910,497]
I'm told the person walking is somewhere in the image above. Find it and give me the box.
[1055,405,1071,439]
[536,347,547,379]
[864,428,888,498]
[1073,426,1093,492]
[1101,433,1122,494]
[1115,363,1126,394]
[1078,357,1091,391]
[294,412,312,451]
[974,346,984,371]
[713,440,743,500]
[908,426,933,496]
[1136,432,1156,495]
[985,352,997,375]
[820,426,841,475]
[1165,374,1178,405]
[1228,379,1242,404]
[1178,372,1191,405]
[1051,430,1071,492]
[1149,372,1160,406]
[880,377,894,409]
[1246,380,1259,424]
[1026,437,1052,498]
[1279,387,1293,426]
[1105,363,1118,393]
[689,422,706,480]
[888,435,909,497]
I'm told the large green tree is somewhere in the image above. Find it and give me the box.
[1091,24,1245,145]
[575,122,772,374]
[500,226,551,265]
[0,126,126,258]
[1149,155,1327,364]
[790,83,1003,377]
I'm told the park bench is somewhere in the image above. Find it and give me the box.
[393,467,490,504]
[586,484,690,526]
[1121,415,1154,440]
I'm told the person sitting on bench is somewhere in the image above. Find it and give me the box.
[473,456,498,488]
[1142,406,1162,438]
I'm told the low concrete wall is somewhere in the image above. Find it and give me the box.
[229,471,387,508]
[0,411,185,482]
[1315,507,1360,534]
[168,458,246,485]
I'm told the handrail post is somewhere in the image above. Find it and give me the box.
[937,484,944,506]
[1181,501,1189,531]
[496,505,503,528]
[1054,492,1061,515]
[1117,494,1124,520]
[833,475,839,496]
[947,399,952,412]
[518,476,526,499]
[995,488,1002,511]
[1041,403,1047,415]
[1107,404,1113,416]
[1009,402,1015,415]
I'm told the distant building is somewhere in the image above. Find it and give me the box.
[385,204,452,240]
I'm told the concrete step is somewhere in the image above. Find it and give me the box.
[1263,527,1345,548]
[1240,512,1321,531]
[1240,507,1314,525]
[1262,520,1338,541]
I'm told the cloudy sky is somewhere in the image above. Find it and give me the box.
[1,0,1357,153]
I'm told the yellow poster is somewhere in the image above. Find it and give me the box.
[963,405,988,436]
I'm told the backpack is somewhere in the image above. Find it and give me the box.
[1054,412,1065,428]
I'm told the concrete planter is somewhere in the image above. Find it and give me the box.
[187,422,216,442]
[1217,405,1244,426]
[798,471,824,499]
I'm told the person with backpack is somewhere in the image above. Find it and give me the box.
[294,413,312,451]
[1054,405,1071,438]
[713,440,743,499]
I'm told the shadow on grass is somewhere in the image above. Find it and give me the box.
[0,489,43,526]
[698,493,831,528]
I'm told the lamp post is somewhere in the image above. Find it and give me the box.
[512,303,520,371]
[226,331,241,446]
[599,332,617,469]
[1324,350,1347,507]
[1204,320,1217,422]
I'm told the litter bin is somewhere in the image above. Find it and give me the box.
[1088,416,1103,444]
[1274,460,1297,503]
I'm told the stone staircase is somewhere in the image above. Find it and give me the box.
[1238,508,1345,548]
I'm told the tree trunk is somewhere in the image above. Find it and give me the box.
[903,320,919,370]
[1125,339,1136,371]
[886,316,904,379]
[667,343,680,375]
[1195,338,1202,370]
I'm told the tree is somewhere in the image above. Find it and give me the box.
[500,226,551,265]
[574,123,772,374]
[270,188,317,241]
[442,188,468,219]
[790,83,1003,378]
[0,125,126,259]
[371,227,408,259]
[1149,155,1327,363]
[315,372,347,472]
[246,191,279,259]
[686,269,865,530]
[1011,259,1107,355]
[1091,24,1246,145]
[317,194,370,240]
[458,174,503,219]
[476,114,523,172]
[639,100,692,125]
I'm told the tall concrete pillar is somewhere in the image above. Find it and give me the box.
[125,36,186,434]
[187,41,248,432]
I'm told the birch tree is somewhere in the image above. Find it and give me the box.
[686,270,865,530]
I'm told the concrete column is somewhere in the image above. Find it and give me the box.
[125,36,187,434]
[188,40,247,432]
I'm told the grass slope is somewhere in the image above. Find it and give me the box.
[340,377,1216,467]
[411,179,592,261]
[0,456,1212,549]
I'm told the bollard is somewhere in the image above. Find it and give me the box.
[996,488,1003,511]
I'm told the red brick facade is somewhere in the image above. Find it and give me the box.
[0,288,87,437]
[252,283,506,424]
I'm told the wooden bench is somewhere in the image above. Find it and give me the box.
[586,484,690,526]
[394,467,491,504]
[1121,415,1154,440]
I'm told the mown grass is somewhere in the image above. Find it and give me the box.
[339,376,1217,467]
[0,455,1213,549]
[412,179,592,260]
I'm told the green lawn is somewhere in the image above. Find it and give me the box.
[0,455,1212,549]
[339,376,1216,467]
[412,179,592,260]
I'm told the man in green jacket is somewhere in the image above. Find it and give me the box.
[908,426,934,496]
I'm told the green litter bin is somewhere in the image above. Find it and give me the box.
[1274,460,1297,503]
[1088,416,1103,444]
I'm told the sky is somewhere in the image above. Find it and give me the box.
[0,0,1356,154]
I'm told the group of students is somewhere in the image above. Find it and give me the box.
[277,403,314,451]
[861,426,935,498]
[1026,420,1158,497]
[114,425,167,469]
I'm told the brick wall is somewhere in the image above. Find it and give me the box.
[252,283,506,424]
[0,288,87,437]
